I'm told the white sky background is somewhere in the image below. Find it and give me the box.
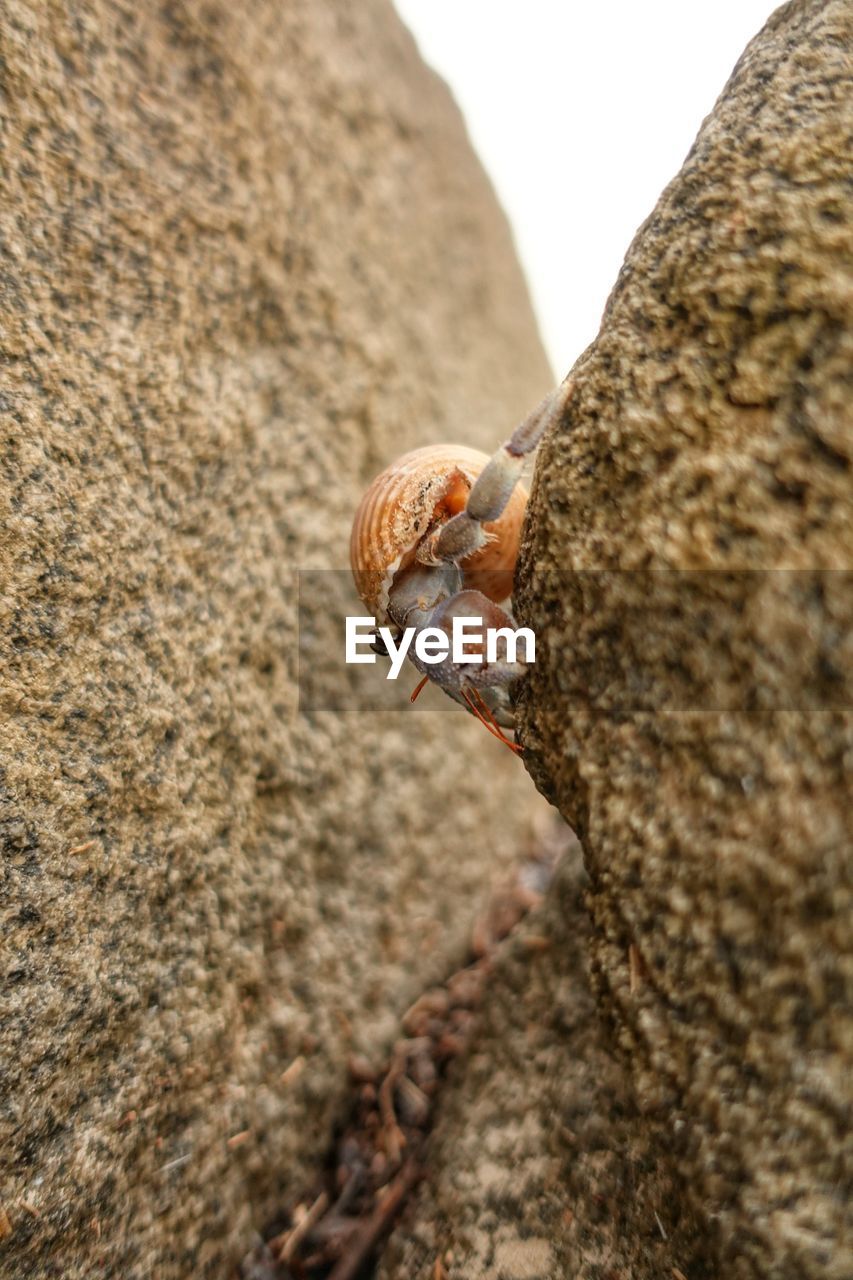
[393,0,777,378]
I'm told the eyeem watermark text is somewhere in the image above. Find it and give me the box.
[346,617,535,679]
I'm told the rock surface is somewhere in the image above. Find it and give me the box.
[380,839,715,1280]
[516,1,851,1275]
[0,2,552,1276]
[384,2,851,1278]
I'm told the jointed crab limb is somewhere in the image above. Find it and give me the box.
[429,379,572,565]
[394,589,529,748]
[504,380,572,458]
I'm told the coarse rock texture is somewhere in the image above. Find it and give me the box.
[383,2,851,1279]
[0,2,553,1276]
[380,840,715,1280]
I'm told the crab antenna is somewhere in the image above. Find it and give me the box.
[469,687,523,753]
[410,675,429,703]
[462,688,523,754]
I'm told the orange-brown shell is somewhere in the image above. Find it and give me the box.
[350,443,527,623]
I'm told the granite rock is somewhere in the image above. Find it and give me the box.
[0,2,552,1275]
[382,3,851,1277]
[517,1,851,1275]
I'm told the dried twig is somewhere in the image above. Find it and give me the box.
[269,1191,329,1264]
[280,1055,306,1087]
[378,1052,405,1167]
[244,822,568,1280]
[326,1160,421,1280]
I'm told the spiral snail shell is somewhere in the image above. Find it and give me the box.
[350,443,527,623]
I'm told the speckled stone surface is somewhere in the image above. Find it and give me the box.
[382,3,851,1278]
[379,843,713,1280]
[515,1,850,1276]
[0,2,553,1276]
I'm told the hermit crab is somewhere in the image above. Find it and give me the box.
[350,382,570,751]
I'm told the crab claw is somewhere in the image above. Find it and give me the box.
[427,590,530,690]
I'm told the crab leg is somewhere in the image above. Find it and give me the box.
[429,379,573,565]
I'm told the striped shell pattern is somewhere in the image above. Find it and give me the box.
[350,443,527,624]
